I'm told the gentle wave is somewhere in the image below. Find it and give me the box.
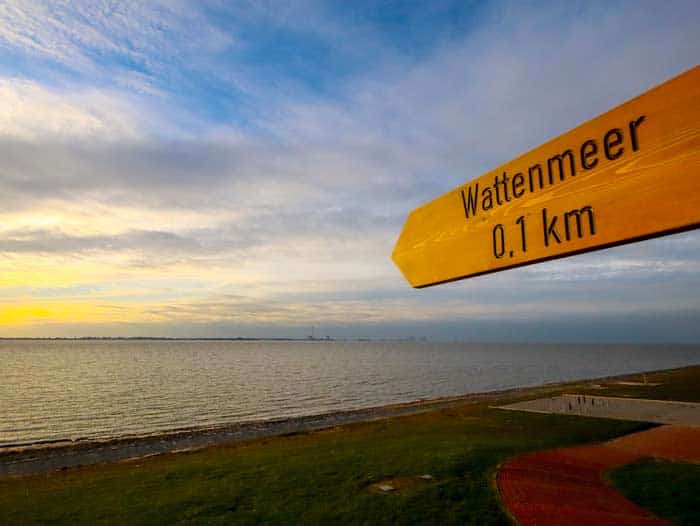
[1,340,699,446]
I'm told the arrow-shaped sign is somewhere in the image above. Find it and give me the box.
[392,66,700,288]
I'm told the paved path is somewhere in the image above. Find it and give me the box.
[497,425,700,526]
[498,395,700,426]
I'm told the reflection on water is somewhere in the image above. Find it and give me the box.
[1,340,698,446]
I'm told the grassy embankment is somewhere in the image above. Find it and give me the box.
[1,366,698,526]
[610,459,700,526]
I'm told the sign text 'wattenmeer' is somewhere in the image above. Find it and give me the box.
[392,66,700,287]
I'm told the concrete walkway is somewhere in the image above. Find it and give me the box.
[498,394,700,426]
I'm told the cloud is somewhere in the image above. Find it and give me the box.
[0,227,201,254]
[0,1,699,337]
[0,1,232,83]
[0,77,145,140]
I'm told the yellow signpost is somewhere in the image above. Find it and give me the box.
[392,66,700,288]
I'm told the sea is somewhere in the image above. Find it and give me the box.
[1,339,699,447]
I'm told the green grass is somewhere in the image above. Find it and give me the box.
[578,365,700,402]
[610,459,700,526]
[0,407,649,525]
[1,365,698,526]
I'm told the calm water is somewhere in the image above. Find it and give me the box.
[1,340,699,446]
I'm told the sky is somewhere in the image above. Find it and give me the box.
[0,0,699,341]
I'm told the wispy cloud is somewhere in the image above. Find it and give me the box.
[0,1,231,82]
[0,77,145,139]
[0,1,699,338]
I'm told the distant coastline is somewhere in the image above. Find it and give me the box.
[1,337,695,343]
[0,336,430,342]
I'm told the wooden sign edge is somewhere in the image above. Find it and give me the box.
[403,221,700,289]
[392,65,700,288]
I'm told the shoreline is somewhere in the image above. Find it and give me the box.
[1,365,696,478]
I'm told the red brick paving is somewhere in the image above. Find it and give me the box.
[497,425,700,526]
[607,425,700,462]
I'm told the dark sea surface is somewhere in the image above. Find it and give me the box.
[1,340,699,446]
